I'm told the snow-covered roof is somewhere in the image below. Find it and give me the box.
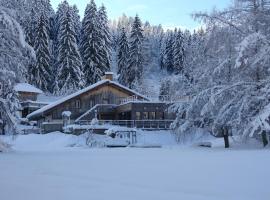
[14,83,43,94]
[37,94,63,103]
[27,80,149,119]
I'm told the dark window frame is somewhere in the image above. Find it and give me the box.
[75,99,81,109]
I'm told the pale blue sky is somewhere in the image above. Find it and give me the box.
[51,0,232,30]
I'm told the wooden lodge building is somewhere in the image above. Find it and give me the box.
[14,83,48,118]
[27,73,176,133]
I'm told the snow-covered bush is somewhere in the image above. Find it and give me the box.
[0,139,11,152]
[172,81,270,144]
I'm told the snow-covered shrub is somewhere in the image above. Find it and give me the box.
[172,81,270,144]
[0,139,11,152]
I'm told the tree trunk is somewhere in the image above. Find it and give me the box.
[223,134,229,148]
[2,121,5,135]
[223,127,230,148]
[262,131,268,147]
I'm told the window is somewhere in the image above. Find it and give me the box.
[149,112,156,120]
[75,100,81,109]
[89,99,95,108]
[103,98,109,104]
[143,112,149,120]
[52,110,60,119]
[136,112,141,120]
[156,112,164,120]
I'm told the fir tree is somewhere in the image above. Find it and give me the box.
[97,4,111,73]
[31,14,52,92]
[127,14,144,88]
[117,28,130,85]
[24,8,38,47]
[71,5,81,44]
[51,0,70,83]
[163,32,174,73]
[173,30,185,74]
[55,9,84,94]
[81,0,103,84]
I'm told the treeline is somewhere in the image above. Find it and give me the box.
[1,0,206,96]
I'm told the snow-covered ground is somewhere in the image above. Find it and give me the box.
[0,132,269,200]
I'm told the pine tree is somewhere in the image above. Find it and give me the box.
[117,28,130,85]
[159,79,171,97]
[97,4,111,73]
[24,8,38,47]
[81,0,103,84]
[173,30,185,74]
[127,14,144,88]
[56,8,84,95]
[31,14,52,92]
[51,0,70,86]
[70,5,81,44]
[163,32,174,73]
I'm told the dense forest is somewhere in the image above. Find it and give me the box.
[1,0,270,144]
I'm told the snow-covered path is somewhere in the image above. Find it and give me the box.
[0,146,269,200]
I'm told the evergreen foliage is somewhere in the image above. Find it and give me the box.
[81,0,102,85]
[117,28,130,85]
[173,30,185,74]
[55,8,84,94]
[97,5,111,73]
[127,14,144,88]
[31,14,52,92]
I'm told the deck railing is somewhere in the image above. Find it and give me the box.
[120,95,192,104]
[76,120,174,130]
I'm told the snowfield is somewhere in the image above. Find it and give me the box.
[0,132,269,200]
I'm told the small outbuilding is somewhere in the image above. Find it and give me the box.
[14,83,47,118]
[14,83,43,102]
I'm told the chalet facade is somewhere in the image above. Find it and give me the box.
[14,83,47,118]
[27,73,175,133]
[14,83,43,102]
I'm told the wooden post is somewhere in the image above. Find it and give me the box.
[223,126,230,148]
[262,130,269,147]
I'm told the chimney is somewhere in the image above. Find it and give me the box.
[103,72,114,81]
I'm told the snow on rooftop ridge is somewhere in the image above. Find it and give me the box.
[105,72,114,75]
[27,80,149,119]
[14,83,43,94]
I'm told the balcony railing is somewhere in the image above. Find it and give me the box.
[120,95,191,104]
[76,120,174,130]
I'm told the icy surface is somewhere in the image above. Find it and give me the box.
[14,83,43,94]
[0,132,269,200]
